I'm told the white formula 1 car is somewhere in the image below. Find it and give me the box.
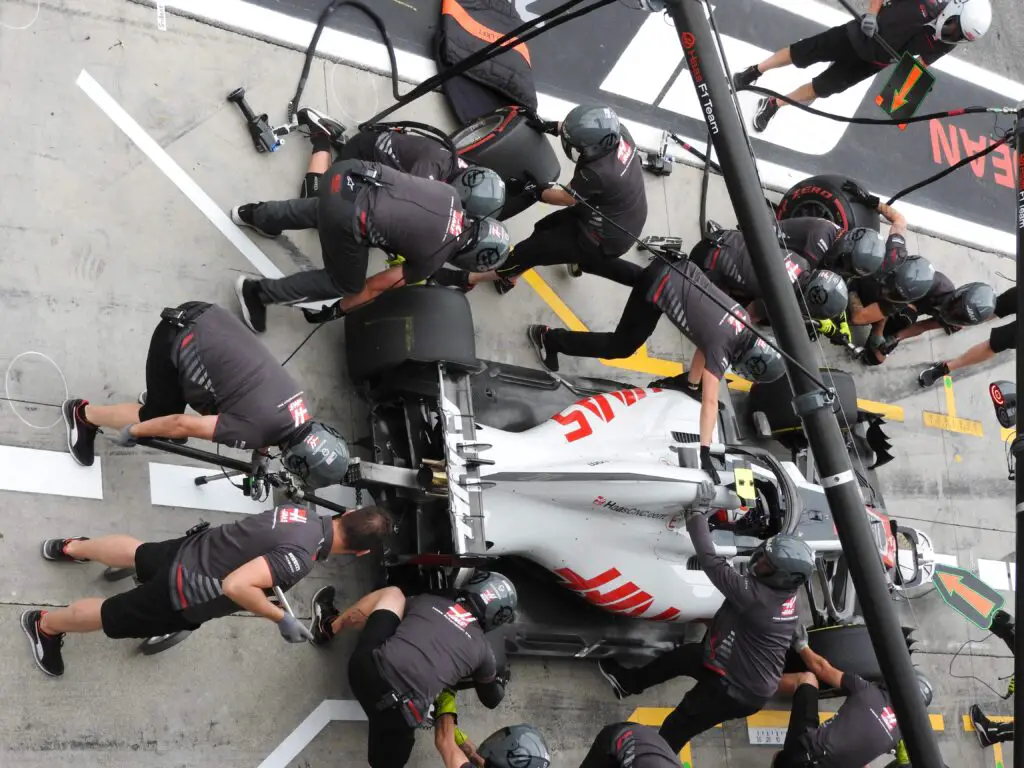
[341,286,934,665]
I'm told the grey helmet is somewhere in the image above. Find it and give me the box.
[916,670,934,707]
[878,254,935,304]
[732,335,785,384]
[559,105,622,162]
[281,421,351,490]
[448,216,511,272]
[798,269,849,320]
[827,227,885,277]
[938,281,996,326]
[748,534,815,591]
[458,571,518,631]
[477,725,551,768]
[451,166,507,219]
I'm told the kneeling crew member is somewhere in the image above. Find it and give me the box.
[62,302,349,488]
[435,712,550,768]
[312,572,517,768]
[21,505,392,677]
[597,508,814,752]
[778,217,885,279]
[969,609,1016,748]
[233,159,510,333]
[771,625,933,767]
[527,258,784,481]
[472,104,648,293]
[734,0,990,132]
[579,722,679,768]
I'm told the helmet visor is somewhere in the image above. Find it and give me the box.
[938,16,966,43]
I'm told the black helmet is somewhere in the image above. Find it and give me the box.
[451,166,507,219]
[477,725,551,768]
[916,670,934,707]
[878,255,935,304]
[281,421,351,490]
[448,216,511,272]
[732,335,785,384]
[559,105,622,162]
[938,281,996,326]
[748,534,815,591]
[458,571,518,630]
[828,227,885,277]
[798,269,849,319]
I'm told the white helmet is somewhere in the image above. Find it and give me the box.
[930,0,992,44]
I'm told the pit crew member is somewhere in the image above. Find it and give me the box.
[596,509,814,753]
[968,610,1015,748]
[433,704,550,768]
[21,505,391,677]
[579,722,679,768]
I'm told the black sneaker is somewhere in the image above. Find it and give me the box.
[309,585,339,646]
[296,107,346,145]
[732,64,761,92]
[21,610,65,677]
[62,398,99,467]
[230,204,281,238]
[235,275,267,334]
[42,537,90,562]
[527,325,560,372]
[494,276,517,295]
[970,704,996,748]
[567,263,583,278]
[752,96,779,133]
[918,361,950,388]
[598,659,631,700]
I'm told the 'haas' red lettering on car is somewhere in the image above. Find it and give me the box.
[551,388,662,443]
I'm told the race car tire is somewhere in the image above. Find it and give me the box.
[776,174,881,233]
[782,622,915,690]
[344,284,477,384]
[451,106,562,222]
[138,630,192,655]
[747,368,858,434]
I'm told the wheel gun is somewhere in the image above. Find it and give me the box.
[228,87,282,153]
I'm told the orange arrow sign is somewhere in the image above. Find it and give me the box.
[892,66,923,111]
[936,570,997,616]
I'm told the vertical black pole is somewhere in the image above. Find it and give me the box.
[660,1,943,765]
[1013,101,1024,768]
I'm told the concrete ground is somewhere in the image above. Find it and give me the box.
[0,1,1018,766]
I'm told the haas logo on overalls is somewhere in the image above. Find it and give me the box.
[880,706,898,732]
[780,594,798,618]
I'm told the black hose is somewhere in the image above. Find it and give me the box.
[886,133,1010,205]
[669,133,722,174]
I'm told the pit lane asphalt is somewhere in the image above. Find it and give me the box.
[0,1,1016,766]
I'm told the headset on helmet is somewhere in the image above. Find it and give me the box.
[930,0,992,44]
[458,571,518,631]
[939,281,996,326]
[280,421,351,490]
[828,227,885,277]
[477,725,551,768]
[748,534,815,591]
[559,105,622,162]
[448,216,511,272]
[451,166,507,219]
[878,255,935,304]
[732,334,786,384]
[797,269,849,319]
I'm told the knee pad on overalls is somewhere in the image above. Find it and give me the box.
[300,172,324,199]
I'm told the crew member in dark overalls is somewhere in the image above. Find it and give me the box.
[579,722,679,768]
[969,610,1016,749]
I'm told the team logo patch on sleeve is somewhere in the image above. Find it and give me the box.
[443,603,477,630]
[288,397,311,428]
[616,139,633,164]
[447,209,465,238]
[278,507,307,525]
[780,594,798,618]
[880,706,898,732]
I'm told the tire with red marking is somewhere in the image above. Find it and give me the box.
[776,174,880,233]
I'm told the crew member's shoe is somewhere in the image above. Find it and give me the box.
[235,275,268,334]
[598,659,634,701]
[62,398,99,467]
[732,64,761,92]
[296,106,346,145]
[494,276,517,295]
[21,610,65,677]
[918,361,950,388]
[752,96,779,133]
[527,325,560,372]
[567,263,583,278]
[970,704,1001,748]
[231,204,281,238]
[309,585,340,646]
[42,537,91,563]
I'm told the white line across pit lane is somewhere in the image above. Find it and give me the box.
[0,445,103,499]
[152,0,1022,255]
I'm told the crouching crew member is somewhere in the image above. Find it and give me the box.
[968,610,1016,749]
[579,722,679,768]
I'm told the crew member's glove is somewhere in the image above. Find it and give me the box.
[699,445,720,485]
[791,623,810,653]
[114,425,139,447]
[522,171,551,203]
[302,301,346,325]
[841,180,881,210]
[878,335,899,355]
[944,323,964,335]
[860,12,878,37]
[250,449,270,477]
[526,115,560,136]
[434,689,458,723]
[278,612,314,643]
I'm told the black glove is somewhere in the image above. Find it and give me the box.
[526,115,559,135]
[302,301,345,324]
[841,180,880,210]
[699,445,720,485]
[859,340,885,366]
[521,171,553,203]
[878,335,899,355]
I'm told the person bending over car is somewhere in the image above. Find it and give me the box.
[733,0,991,132]
[527,258,784,482]
[579,722,679,768]
[21,504,391,677]
[308,572,517,768]
[232,158,510,333]
[771,624,933,767]
[597,507,814,753]
[469,104,647,293]
[969,610,1016,748]
[919,285,1017,388]
[62,301,350,489]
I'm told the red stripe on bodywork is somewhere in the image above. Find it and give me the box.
[555,566,620,591]
[592,394,614,421]
[650,607,681,621]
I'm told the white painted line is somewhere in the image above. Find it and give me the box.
[932,553,958,567]
[977,558,1011,592]
[149,462,268,515]
[0,445,103,500]
[258,699,367,768]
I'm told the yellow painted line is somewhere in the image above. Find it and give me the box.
[627,708,693,767]
[1002,427,1016,443]
[923,411,985,437]
[963,713,1014,728]
[859,400,905,422]
[994,742,1005,768]
[945,375,958,418]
